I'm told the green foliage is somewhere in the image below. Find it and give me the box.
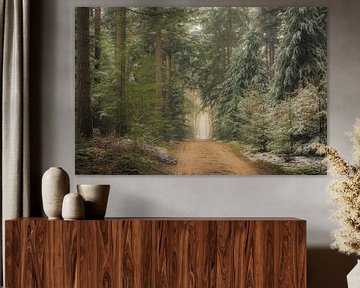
[213,96,245,140]
[241,92,272,152]
[268,83,327,155]
[215,90,272,152]
[214,30,267,143]
[75,140,165,175]
[223,30,267,100]
[256,7,284,76]
[197,7,250,106]
[126,54,160,143]
[213,7,327,158]
[88,7,191,144]
[289,83,327,145]
[162,83,190,141]
[90,19,118,135]
[115,150,160,175]
[267,98,296,154]
[256,8,283,45]
[77,7,327,175]
[272,7,327,100]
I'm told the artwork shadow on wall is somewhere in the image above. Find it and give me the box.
[75,6,327,175]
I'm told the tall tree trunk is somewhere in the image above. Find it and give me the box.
[226,7,233,65]
[269,40,275,79]
[165,52,172,82]
[155,14,162,100]
[115,7,127,136]
[94,8,101,73]
[265,40,269,70]
[165,52,172,103]
[270,41,275,67]
[76,8,92,139]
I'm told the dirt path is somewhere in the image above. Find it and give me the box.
[171,140,260,175]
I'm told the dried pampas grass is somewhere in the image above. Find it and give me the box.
[312,118,360,255]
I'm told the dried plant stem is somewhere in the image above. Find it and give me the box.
[312,118,360,256]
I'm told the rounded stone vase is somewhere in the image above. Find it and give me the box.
[77,184,110,219]
[62,192,85,220]
[42,167,70,219]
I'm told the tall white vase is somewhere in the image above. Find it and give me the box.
[42,167,70,219]
[347,260,360,288]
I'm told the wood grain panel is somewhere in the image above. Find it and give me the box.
[122,220,135,287]
[5,221,21,288]
[6,218,306,288]
[80,221,115,287]
[63,221,80,288]
[263,221,275,288]
[23,220,47,287]
[245,221,256,288]
[187,220,202,288]
[80,220,97,288]
[111,220,123,288]
[275,220,299,288]
[167,220,179,288]
[296,221,307,287]
[140,220,154,287]
[156,220,169,288]
[96,221,114,287]
[47,220,64,288]
[216,220,234,288]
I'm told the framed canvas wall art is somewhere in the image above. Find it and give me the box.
[75,7,327,175]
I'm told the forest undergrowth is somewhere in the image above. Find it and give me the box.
[75,7,328,175]
[76,136,176,175]
[227,141,326,175]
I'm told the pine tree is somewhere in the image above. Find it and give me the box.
[223,30,267,100]
[198,7,249,106]
[115,7,127,136]
[214,30,267,140]
[272,7,327,100]
[257,7,283,74]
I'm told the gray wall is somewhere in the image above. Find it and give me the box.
[29,0,360,286]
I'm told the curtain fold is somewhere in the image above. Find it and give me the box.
[0,0,30,284]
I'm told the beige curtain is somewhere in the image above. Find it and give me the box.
[0,0,30,284]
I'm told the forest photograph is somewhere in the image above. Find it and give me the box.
[75,7,327,175]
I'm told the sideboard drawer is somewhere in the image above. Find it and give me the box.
[5,218,306,287]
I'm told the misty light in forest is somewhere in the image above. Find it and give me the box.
[75,7,327,175]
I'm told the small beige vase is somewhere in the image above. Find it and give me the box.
[42,167,70,219]
[62,192,85,220]
[77,184,110,219]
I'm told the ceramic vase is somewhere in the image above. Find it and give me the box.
[62,192,85,220]
[42,167,70,219]
[77,184,110,219]
[347,260,360,288]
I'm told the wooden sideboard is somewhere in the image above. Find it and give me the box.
[5,218,306,287]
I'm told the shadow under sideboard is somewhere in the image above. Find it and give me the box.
[307,248,356,288]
